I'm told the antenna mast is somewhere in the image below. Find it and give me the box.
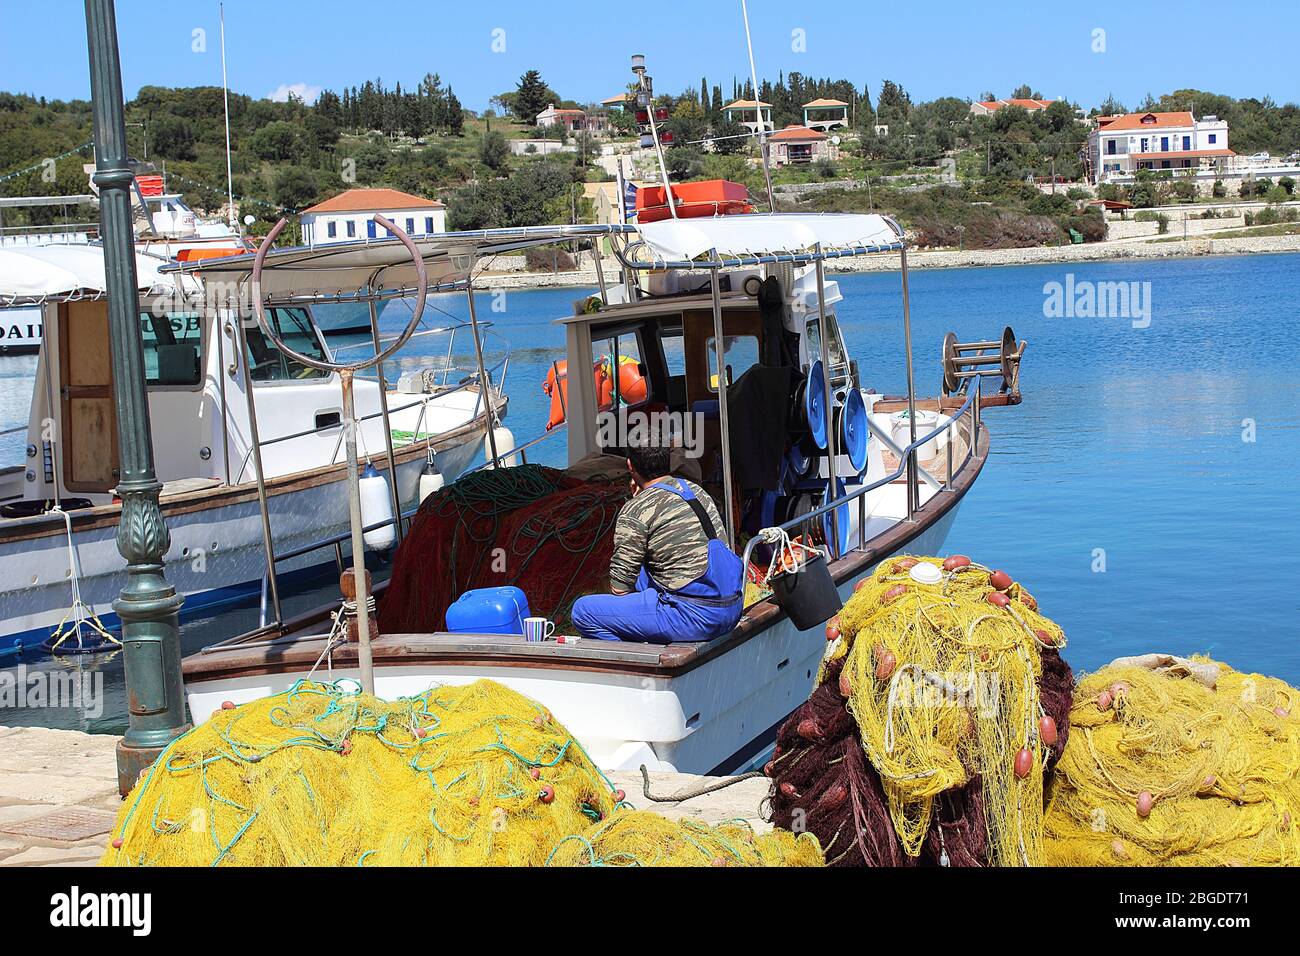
[741,0,776,211]
[220,3,237,233]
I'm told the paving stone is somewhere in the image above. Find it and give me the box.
[0,843,104,867]
[0,807,117,842]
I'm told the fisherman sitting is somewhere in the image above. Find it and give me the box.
[571,443,744,644]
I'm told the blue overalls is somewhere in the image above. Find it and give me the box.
[571,479,744,644]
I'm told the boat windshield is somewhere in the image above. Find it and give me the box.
[805,312,850,379]
[243,307,329,381]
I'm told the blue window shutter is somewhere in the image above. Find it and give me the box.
[367,219,377,239]
[327,221,336,238]
[425,216,433,233]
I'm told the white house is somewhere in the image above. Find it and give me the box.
[300,188,446,245]
[536,104,588,132]
[1088,111,1232,183]
[969,97,1056,117]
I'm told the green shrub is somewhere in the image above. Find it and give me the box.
[1212,179,1226,198]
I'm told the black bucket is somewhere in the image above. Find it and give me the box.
[769,551,843,630]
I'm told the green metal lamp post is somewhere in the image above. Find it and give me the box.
[84,0,192,795]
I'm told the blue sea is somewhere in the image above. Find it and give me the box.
[2,252,1298,731]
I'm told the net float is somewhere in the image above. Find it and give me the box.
[942,555,971,571]
[414,727,426,739]
[1201,774,1217,791]
[875,649,897,681]
[1274,706,1290,719]
[1097,690,1114,711]
[340,739,352,757]
[533,715,546,728]
[986,591,1010,608]
[221,700,236,710]
[854,579,869,592]
[613,789,626,802]
[712,856,728,867]
[893,557,919,573]
[1020,593,1038,612]
[763,761,776,777]
[825,616,841,642]
[882,584,908,603]
[988,570,1013,591]
[111,838,123,849]
[1111,681,1131,699]
[1014,747,1033,778]
[1034,628,1055,646]
[468,796,479,807]
[1137,791,1154,818]
[838,671,853,698]
[1283,812,1292,829]
[1111,839,1129,861]
[819,784,849,809]
[778,781,799,798]
[1038,715,1058,747]
[528,767,541,780]
[797,718,823,740]
[539,786,555,804]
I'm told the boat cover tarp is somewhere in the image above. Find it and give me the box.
[634,213,904,263]
[0,244,198,305]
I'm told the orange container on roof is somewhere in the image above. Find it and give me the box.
[635,179,751,224]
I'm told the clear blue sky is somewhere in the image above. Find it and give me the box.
[1,1,1295,112]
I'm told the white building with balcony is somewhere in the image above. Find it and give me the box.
[1088,111,1232,184]
[300,188,446,245]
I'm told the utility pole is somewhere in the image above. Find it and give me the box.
[85,0,191,796]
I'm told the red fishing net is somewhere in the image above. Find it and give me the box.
[378,465,630,633]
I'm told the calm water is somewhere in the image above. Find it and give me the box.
[3,253,1298,732]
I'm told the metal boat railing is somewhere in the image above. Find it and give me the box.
[739,377,983,588]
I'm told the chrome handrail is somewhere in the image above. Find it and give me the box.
[739,377,984,581]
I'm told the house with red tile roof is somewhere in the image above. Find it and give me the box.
[536,104,590,132]
[300,188,446,245]
[969,98,1056,117]
[769,125,838,166]
[1087,110,1232,183]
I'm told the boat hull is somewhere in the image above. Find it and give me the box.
[0,433,484,650]
[184,503,958,774]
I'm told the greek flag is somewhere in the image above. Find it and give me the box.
[622,181,638,222]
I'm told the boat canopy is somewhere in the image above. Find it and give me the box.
[169,224,633,304]
[628,213,905,268]
[0,244,200,306]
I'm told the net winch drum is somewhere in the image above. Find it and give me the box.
[769,549,843,630]
[941,325,1026,397]
[805,360,829,450]
[838,387,869,474]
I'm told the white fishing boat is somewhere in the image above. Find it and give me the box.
[0,237,510,653]
[181,201,1027,776]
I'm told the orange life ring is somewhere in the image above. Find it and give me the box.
[542,357,647,430]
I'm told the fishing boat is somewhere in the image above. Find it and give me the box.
[0,236,509,652]
[180,202,1027,776]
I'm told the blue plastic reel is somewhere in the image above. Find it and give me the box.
[841,387,869,474]
[822,477,851,559]
[806,360,828,450]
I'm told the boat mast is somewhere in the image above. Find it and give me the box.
[740,0,776,212]
[219,3,237,233]
[631,55,677,220]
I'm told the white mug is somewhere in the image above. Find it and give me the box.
[523,617,555,643]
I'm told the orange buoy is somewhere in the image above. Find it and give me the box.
[1039,715,1059,747]
[1111,839,1129,861]
[340,739,352,757]
[1034,628,1055,646]
[111,838,124,849]
[778,781,799,798]
[712,856,728,867]
[763,760,776,777]
[1274,706,1290,719]
[893,557,919,573]
[882,584,908,603]
[529,767,541,780]
[838,671,853,698]
[875,649,897,681]
[1097,690,1114,711]
[988,570,1013,591]
[1020,593,1038,612]
[825,616,841,642]
[1014,747,1033,778]
[539,785,555,804]
[1137,791,1154,818]
[796,718,823,740]
[221,700,236,710]
[942,555,971,571]
[986,591,1010,608]
[613,789,626,802]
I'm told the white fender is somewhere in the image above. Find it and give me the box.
[359,463,396,549]
[484,426,517,468]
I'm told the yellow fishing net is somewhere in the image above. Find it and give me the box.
[1043,656,1300,866]
[547,811,823,867]
[823,555,1066,865]
[100,678,820,867]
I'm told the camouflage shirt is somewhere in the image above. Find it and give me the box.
[608,478,726,593]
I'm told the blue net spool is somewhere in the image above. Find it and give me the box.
[840,387,869,474]
[805,361,828,450]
